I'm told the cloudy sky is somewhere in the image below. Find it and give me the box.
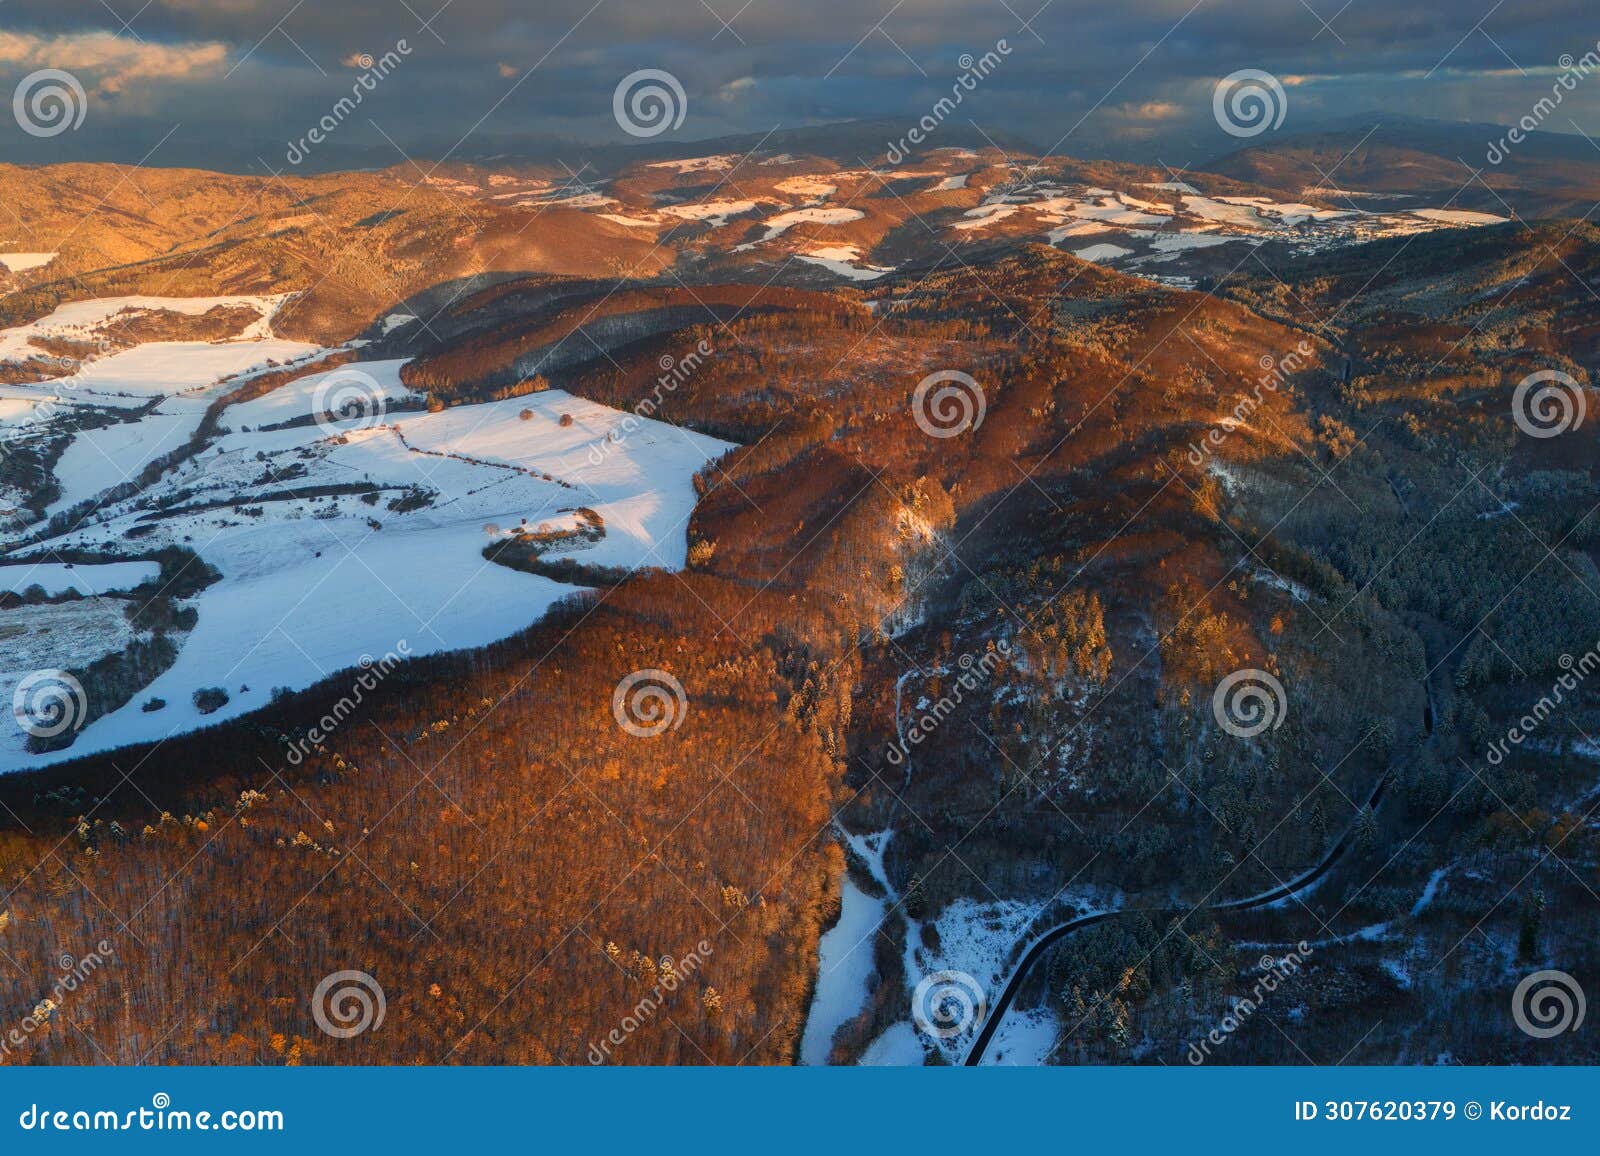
[1,0,1597,171]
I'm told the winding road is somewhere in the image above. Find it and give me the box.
[963,773,1389,1064]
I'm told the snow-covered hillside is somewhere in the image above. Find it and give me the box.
[0,299,732,771]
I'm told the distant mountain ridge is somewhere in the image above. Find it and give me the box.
[1204,115,1600,217]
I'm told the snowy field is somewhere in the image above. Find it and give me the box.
[51,337,320,408]
[757,206,865,241]
[796,825,1096,1066]
[0,294,300,363]
[0,301,733,771]
[934,179,1507,270]
[1072,242,1135,263]
[845,881,1114,1066]
[980,1008,1064,1065]
[1,295,327,521]
[0,560,158,596]
[796,246,893,281]
[800,878,887,1065]
[46,413,209,516]
[2,601,140,732]
[428,152,1511,288]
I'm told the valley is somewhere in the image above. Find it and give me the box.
[0,128,1596,1069]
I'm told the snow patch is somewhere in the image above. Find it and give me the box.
[758,206,865,241]
[0,560,159,597]
[773,175,839,201]
[1410,209,1507,226]
[980,1007,1061,1065]
[800,878,887,1065]
[860,1022,926,1065]
[659,199,765,227]
[645,155,735,174]
[0,253,58,273]
[796,245,893,281]
[1150,232,1234,252]
[2,336,733,770]
[951,203,1017,231]
[1072,243,1134,263]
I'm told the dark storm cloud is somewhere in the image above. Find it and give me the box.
[1,0,1597,169]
